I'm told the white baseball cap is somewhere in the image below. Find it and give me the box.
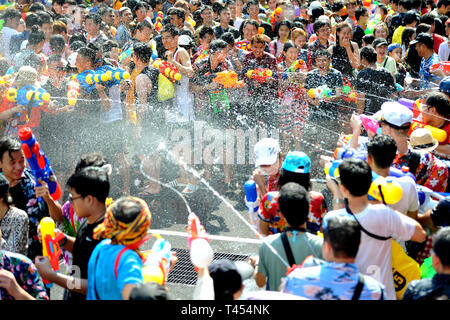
[67,52,78,68]
[254,138,281,167]
[380,101,413,128]
[178,34,193,47]
[308,1,322,16]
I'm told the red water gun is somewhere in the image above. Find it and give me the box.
[268,7,282,26]
[430,61,450,74]
[342,77,358,103]
[187,212,213,269]
[246,68,273,83]
[236,40,251,51]
[152,59,182,82]
[18,127,62,202]
[40,217,65,287]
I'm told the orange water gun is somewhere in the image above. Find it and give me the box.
[268,7,282,26]
[152,59,182,82]
[213,70,245,88]
[246,68,273,83]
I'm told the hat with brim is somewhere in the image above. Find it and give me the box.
[254,138,281,168]
[410,128,439,153]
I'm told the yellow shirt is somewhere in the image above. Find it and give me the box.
[392,26,405,45]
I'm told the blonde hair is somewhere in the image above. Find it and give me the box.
[291,27,306,41]
[373,22,389,37]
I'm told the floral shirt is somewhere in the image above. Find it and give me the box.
[392,149,448,192]
[419,53,442,89]
[0,250,49,300]
[9,169,50,261]
[257,190,328,235]
[282,256,385,300]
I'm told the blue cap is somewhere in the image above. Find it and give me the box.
[281,151,311,174]
[439,76,450,94]
[387,43,401,53]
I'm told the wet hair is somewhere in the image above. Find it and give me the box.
[360,45,377,63]
[53,20,68,35]
[281,41,297,54]
[433,227,450,267]
[335,21,352,46]
[168,7,186,23]
[420,12,435,26]
[23,53,43,71]
[251,33,266,45]
[28,2,46,12]
[135,19,153,32]
[278,182,310,227]
[161,23,180,37]
[28,25,46,46]
[217,3,229,16]
[25,13,42,29]
[362,34,375,46]
[70,33,87,46]
[0,57,9,76]
[47,54,64,66]
[77,47,97,66]
[323,215,361,259]
[50,34,66,53]
[102,39,119,54]
[313,19,331,35]
[401,27,415,47]
[0,136,21,163]
[67,166,110,203]
[338,158,373,197]
[75,152,109,173]
[111,197,144,223]
[37,11,53,25]
[220,31,235,46]
[1,8,21,22]
[133,42,153,63]
[355,6,368,21]
[70,40,86,52]
[314,48,331,59]
[366,134,398,169]
[209,39,228,54]
[86,12,102,25]
[416,23,432,35]
[424,91,450,118]
[199,25,214,39]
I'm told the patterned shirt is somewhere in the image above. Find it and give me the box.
[0,250,49,300]
[419,53,442,89]
[257,190,328,235]
[0,206,29,255]
[282,256,385,300]
[392,149,448,192]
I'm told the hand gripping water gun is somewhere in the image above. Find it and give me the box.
[368,175,403,205]
[342,78,358,103]
[244,180,261,232]
[187,212,214,269]
[282,59,306,80]
[6,86,50,107]
[213,70,245,88]
[430,61,450,74]
[409,119,448,143]
[40,217,65,287]
[246,68,273,83]
[71,70,96,92]
[67,79,80,106]
[268,7,282,26]
[360,114,381,135]
[152,59,182,83]
[307,85,333,100]
[324,160,342,179]
[334,147,368,160]
[154,11,163,33]
[142,234,172,285]
[18,127,62,202]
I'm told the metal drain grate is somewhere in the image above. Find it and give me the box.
[167,248,250,286]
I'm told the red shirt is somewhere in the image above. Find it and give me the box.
[433,33,446,54]
[440,121,450,146]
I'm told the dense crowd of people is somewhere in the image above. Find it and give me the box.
[0,0,449,301]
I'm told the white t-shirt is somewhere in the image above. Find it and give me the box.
[324,204,416,300]
[438,40,449,62]
[0,27,19,63]
[388,176,419,215]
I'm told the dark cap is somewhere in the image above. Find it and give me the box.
[373,38,388,48]
[439,76,450,94]
[208,259,244,300]
[410,32,434,48]
[129,282,171,300]
[0,174,10,195]
[431,197,450,227]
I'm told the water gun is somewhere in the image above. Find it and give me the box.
[6,86,50,107]
[187,212,214,269]
[18,127,62,202]
[395,83,404,92]
[365,15,381,35]
[258,27,265,34]
[154,11,163,33]
[360,114,381,135]
[212,70,245,89]
[409,119,447,143]
[334,147,367,160]
[0,74,12,85]
[142,234,172,285]
[236,40,251,51]
[342,78,358,103]
[268,7,282,26]
[282,59,306,80]
[363,0,372,7]
[0,0,14,11]
[187,16,196,28]
[246,68,273,83]
[244,180,261,232]
[368,175,403,205]
[389,166,416,182]
[430,61,450,74]
[398,98,422,119]
[152,59,182,83]
[119,47,133,62]
[97,65,131,87]
[416,185,445,213]
[71,70,96,92]
[324,160,342,179]
[85,69,110,85]
[307,85,333,100]
[67,79,80,106]
[40,217,65,287]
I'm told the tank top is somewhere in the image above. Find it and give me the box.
[171,47,195,122]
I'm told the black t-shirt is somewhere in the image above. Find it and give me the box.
[67,217,104,301]
[352,25,365,48]
[9,184,28,212]
[355,67,396,114]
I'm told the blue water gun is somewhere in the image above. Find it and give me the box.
[6,86,50,108]
[100,65,130,87]
[17,127,62,202]
[71,70,96,93]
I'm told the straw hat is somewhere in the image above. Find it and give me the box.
[410,128,439,153]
